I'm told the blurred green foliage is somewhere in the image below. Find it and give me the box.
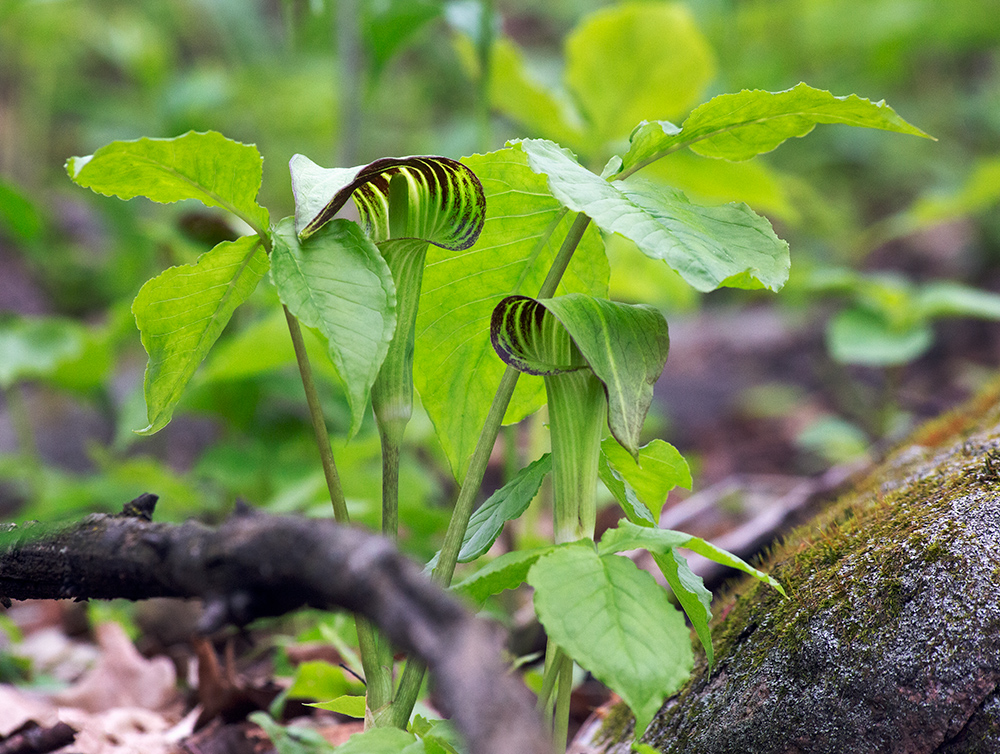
[0,0,998,600]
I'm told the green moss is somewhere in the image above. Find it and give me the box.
[597,699,636,745]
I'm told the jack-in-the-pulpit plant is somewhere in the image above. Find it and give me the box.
[68,79,931,753]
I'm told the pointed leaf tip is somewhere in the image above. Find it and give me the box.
[618,82,934,175]
[133,235,270,435]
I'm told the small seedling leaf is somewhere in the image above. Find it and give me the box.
[916,281,1000,321]
[598,455,656,527]
[599,520,785,595]
[451,546,555,604]
[827,306,932,367]
[602,437,691,518]
[287,660,361,703]
[309,694,367,718]
[457,453,552,562]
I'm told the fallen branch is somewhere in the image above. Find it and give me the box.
[0,496,549,754]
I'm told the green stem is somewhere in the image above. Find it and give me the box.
[378,427,401,538]
[536,642,564,714]
[282,305,392,720]
[552,652,574,754]
[433,363,522,586]
[537,214,591,299]
[371,240,427,540]
[474,0,495,149]
[283,306,349,523]
[546,370,606,543]
[389,213,592,727]
[369,237,428,724]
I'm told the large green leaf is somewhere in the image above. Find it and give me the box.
[528,543,694,736]
[517,139,789,292]
[616,83,933,176]
[565,1,715,147]
[639,150,800,224]
[601,438,691,519]
[67,131,269,232]
[363,0,443,77]
[199,309,337,385]
[271,218,396,437]
[413,146,608,479]
[289,154,485,250]
[133,235,269,435]
[491,294,668,456]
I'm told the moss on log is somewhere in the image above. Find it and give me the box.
[596,381,1000,753]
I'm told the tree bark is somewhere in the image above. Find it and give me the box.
[0,498,549,754]
[592,381,1000,754]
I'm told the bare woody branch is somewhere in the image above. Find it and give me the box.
[0,495,549,754]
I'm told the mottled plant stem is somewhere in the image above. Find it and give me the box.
[282,305,393,719]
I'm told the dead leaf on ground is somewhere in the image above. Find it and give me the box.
[53,623,177,713]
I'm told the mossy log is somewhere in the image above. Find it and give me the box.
[595,382,1000,753]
